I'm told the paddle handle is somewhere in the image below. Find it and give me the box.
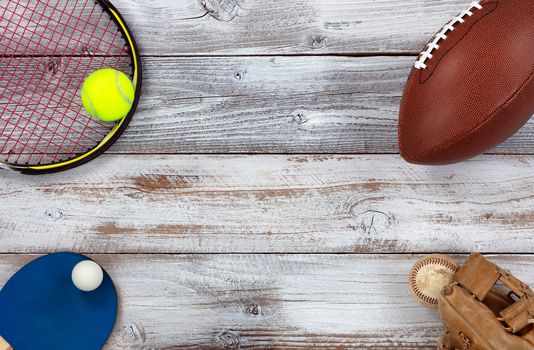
[0,337,12,350]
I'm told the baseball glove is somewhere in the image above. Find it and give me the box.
[438,253,534,350]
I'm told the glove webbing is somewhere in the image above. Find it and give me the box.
[457,253,534,333]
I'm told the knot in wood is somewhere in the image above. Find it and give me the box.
[289,112,309,126]
[81,45,96,56]
[45,208,64,221]
[245,303,260,315]
[307,34,328,49]
[234,70,246,80]
[44,59,61,76]
[121,322,146,344]
[353,209,393,235]
[200,0,241,22]
[217,330,241,349]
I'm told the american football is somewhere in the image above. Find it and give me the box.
[398,0,534,165]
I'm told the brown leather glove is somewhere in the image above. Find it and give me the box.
[438,253,534,350]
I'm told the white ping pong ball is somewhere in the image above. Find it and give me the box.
[71,260,104,292]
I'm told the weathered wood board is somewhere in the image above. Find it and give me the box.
[0,254,531,349]
[111,0,470,55]
[2,154,534,254]
[2,0,534,349]
[69,56,534,154]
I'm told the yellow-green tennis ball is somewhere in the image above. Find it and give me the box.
[81,68,134,122]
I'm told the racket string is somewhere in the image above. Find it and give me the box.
[0,2,56,162]
[0,1,109,163]
[0,0,134,165]
[2,0,79,163]
[2,1,128,57]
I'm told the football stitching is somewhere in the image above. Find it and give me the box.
[410,256,458,306]
[415,1,483,70]
[418,1,499,84]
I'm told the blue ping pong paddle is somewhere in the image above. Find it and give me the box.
[0,253,118,350]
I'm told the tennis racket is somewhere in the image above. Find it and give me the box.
[0,0,142,174]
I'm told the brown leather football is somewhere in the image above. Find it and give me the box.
[398,0,534,165]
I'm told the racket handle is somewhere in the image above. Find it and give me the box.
[0,337,12,350]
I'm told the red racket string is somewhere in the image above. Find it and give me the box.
[0,1,110,163]
[1,1,86,163]
[2,0,130,162]
[0,0,133,165]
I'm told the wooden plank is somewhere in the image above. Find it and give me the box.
[3,154,534,254]
[0,253,448,349]
[4,56,534,154]
[3,0,472,55]
[114,55,406,154]
[1,253,531,349]
[111,0,470,55]
[109,56,534,154]
[2,55,406,154]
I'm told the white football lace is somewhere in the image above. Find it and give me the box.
[415,1,483,69]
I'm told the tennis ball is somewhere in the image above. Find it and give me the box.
[81,68,135,122]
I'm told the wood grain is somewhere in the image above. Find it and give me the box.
[1,0,475,55]
[111,0,470,55]
[3,55,407,154]
[1,253,532,349]
[3,154,534,254]
[94,56,534,154]
[114,55,406,154]
[9,2,534,155]
[3,1,532,349]
[5,56,534,155]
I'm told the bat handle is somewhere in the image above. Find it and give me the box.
[0,336,12,350]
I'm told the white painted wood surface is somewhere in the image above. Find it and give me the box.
[1,254,532,349]
[112,0,470,55]
[3,0,534,349]
[5,5,534,154]
[2,154,534,254]
[102,56,534,153]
